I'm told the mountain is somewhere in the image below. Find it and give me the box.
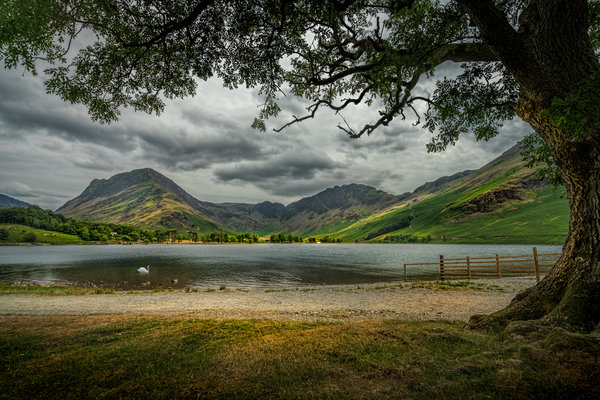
[332,144,569,244]
[276,184,405,235]
[56,143,569,243]
[0,194,30,209]
[57,168,223,232]
[199,184,405,236]
[56,168,405,236]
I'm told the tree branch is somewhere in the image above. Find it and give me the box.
[436,42,498,63]
[273,84,373,132]
[338,68,424,138]
[123,0,214,48]
[456,0,529,71]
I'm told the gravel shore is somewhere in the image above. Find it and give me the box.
[0,277,537,322]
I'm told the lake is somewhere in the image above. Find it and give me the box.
[0,243,562,289]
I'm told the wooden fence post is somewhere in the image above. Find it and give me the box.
[440,255,445,281]
[467,256,471,280]
[403,264,407,282]
[496,254,501,278]
[533,247,540,282]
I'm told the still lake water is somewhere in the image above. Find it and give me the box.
[0,244,562,289]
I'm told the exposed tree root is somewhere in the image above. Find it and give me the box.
[468,258,600,339]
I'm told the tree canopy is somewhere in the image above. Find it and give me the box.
[2,1,596,146]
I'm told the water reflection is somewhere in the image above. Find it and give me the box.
[0,244,562,289]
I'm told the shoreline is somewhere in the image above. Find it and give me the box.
[0,240,566,246]
[0,277,536,321]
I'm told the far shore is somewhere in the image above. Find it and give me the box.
[1,239,566,246]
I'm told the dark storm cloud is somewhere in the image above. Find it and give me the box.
[214,151,340,183]
[255,178,346,198]
[0,70,276,173]
[212,148,399,199]
[139,128,267,171]
[251,169,393,199]
[0,71,140,151]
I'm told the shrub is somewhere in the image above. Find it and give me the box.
[23,232,37,242]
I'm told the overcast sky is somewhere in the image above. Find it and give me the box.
[0,63,530,210]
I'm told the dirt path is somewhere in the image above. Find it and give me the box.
[0,278,535,321]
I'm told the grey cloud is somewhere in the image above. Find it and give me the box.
[0,70,279,174]
[249,86,310,119]
[0,71,139,151]
[273,94,310,117]
[71,158,118,172]
[254,178,350,198]
[139,129,267,171]
[335,125,422,155]
[0,181,32,198]
[387,173,405,181]
[261,172,392,199]
[0,56,527,212]
[214,152,340,183]
[180,107,246,131]
[0,180,71,208]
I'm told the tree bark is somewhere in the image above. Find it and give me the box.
[464,0,600,333]
[470,97,600,333]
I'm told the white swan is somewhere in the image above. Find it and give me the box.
[137,265,150,274]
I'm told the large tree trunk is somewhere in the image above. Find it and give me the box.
[465,0,600,334]
[470,98,600,334]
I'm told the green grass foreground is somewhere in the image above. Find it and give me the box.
[0,316,597,399]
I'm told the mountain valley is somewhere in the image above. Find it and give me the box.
[5,143,570,244]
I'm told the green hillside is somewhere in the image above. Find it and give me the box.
[57,169,403,237]
[0,224,85,245]
[57,169,224,233]
[0,206,158,244]
[332,145,569,244]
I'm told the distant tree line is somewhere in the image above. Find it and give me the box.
[0,206,349,245]
[0,206,155,242]
[189,231,260,243]
[382,234,432,244]
[364,216,414,240]
[269,233,302,243]
[307,236,342,243]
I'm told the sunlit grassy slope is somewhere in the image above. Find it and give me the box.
[0,224,85,244]
[57,169,224,233]
[332,145,569,244]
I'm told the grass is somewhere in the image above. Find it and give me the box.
[0,224,85,245]
[329,149,569,244]
[0,282,117,296]
[0,315,597,399]
[335,183,568,244]
[0,282,507,297]
[408,281,506,292]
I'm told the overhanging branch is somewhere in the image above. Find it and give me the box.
[122,0,214,48]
